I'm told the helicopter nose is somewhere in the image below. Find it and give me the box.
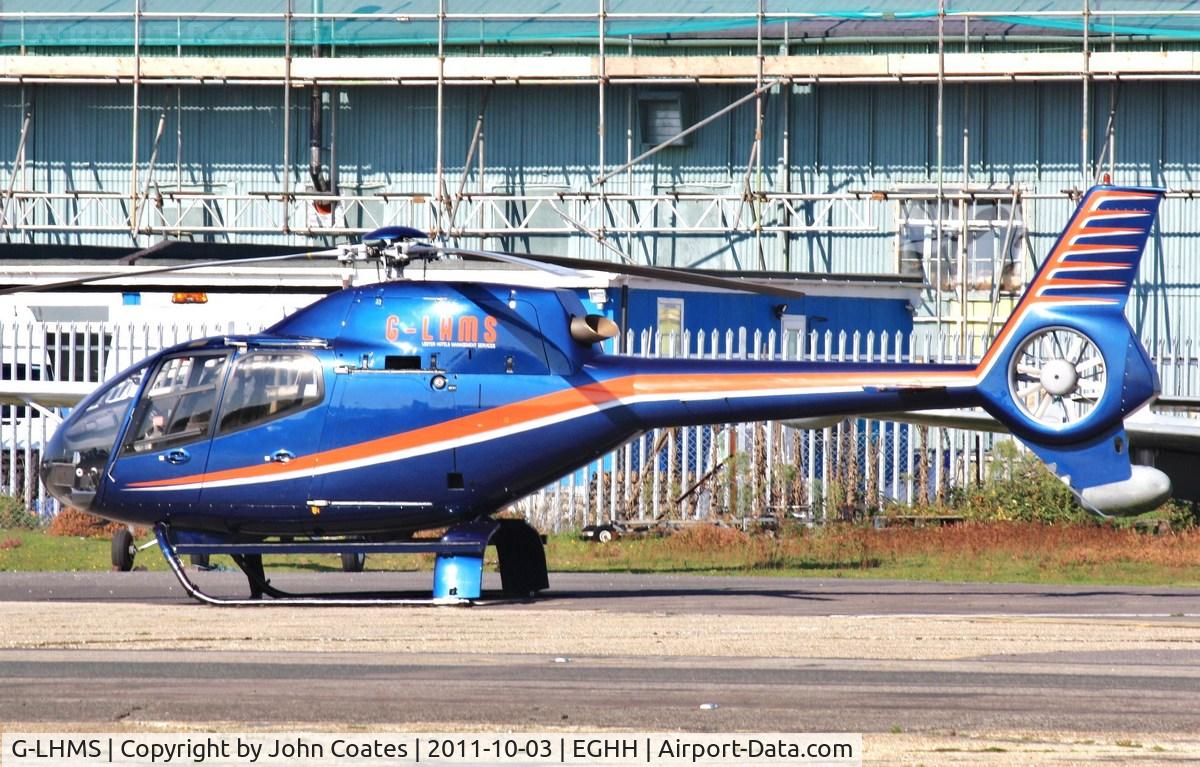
[40,360,147,512]
[40,412,102,511]
[41,425,79,508]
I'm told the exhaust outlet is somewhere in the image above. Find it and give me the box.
[570,314,619,345]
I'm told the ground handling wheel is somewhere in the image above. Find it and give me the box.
[111,527,135,572]
[493,518,549,597]
[340,551,366,572]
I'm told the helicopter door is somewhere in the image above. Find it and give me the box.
[199,350,327,512]
[105,351,231,511]
[308,367,457,517]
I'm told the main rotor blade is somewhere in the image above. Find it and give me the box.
[0,248,343,296]
[409,245,585,278]
[422,245,808,299]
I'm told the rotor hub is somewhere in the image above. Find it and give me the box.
[1008,327,1107,429]
[1040,358,1079,396]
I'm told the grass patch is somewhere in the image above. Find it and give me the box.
[0,530,124,572]
[0,529,435,573]
[546,522,1200,585]
[4,521,1200,585]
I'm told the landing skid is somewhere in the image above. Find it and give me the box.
[154,525,469,606]
[153,518,548,606]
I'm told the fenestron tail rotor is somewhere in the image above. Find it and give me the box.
[967,186,1172,517]
[1007,326,1107,429]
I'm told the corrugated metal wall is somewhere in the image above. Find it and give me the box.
[3,79,1200,342]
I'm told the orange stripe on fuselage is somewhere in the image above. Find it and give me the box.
[128,368,975,489]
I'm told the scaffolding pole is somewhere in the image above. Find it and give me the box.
[1104,82,1118,182]
[753,0,765,269]
[1107,19,1117,180]
[449,87,491,234]
[598,0,607,252]
[435,0,447,235]
[731,1,768,252]
[1082,0,1091,183]
[130,0,141,242]
[175,86,182,202]
[935,0,945,337]
[283,0,293,235]
[0,107,31,232]
[781,22,792,271]
[138,91,171,232]
[625,31,635,261]
[959,15,970,349]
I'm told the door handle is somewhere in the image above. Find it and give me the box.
[264,449,295,464]
[159,448,191,465]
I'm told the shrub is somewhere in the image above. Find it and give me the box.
[0,495,39,529]
[666,523,750,551]
[48,507,128,538]
[893,443,1089,525]
[1149,500,1200,531]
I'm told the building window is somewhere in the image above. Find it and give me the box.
[638,90,693,147]
[896,188,1026,318]
[657,297,685,340]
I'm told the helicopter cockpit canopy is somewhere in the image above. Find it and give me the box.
[40,344,328,513]
[40,362,147,510]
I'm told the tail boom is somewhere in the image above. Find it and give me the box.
[595,187,1169,514]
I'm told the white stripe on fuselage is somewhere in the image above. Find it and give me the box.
[127,379,974,493]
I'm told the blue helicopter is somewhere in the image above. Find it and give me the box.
[27,184,1171,604]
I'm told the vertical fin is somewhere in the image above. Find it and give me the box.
[973,185,1169,515]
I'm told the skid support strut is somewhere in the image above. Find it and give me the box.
[153,520,517,606]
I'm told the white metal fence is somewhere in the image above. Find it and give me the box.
[3,320,1196,527]
[518,327,1200,532]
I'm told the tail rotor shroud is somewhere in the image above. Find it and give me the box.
[1008,326,1107,430]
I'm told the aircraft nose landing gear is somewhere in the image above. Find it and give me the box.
[111,527,136,572]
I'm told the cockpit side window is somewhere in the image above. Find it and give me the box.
[121,352,230,455]
[216,352,323,435]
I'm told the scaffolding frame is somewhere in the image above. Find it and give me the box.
[0,2,1188,330]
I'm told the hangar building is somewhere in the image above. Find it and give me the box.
[1,1,1199,347]
[2,2,1199,519]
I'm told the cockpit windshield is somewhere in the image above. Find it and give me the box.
[41,363,147,510]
